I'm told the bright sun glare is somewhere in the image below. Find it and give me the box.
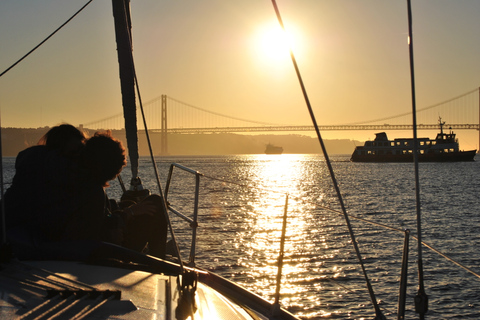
[254,23,298,64]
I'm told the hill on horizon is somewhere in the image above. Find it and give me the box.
[0,127,360,156]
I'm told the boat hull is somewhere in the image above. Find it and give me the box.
[351,150,476,162]
[265,144,283,154]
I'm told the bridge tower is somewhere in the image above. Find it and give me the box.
[161,94,168,155]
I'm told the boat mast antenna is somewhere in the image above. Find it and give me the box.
[438,117,445,135]
[406,0,429,318]
[269,1,385,319]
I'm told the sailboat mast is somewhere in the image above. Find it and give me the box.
[111,0,139,181]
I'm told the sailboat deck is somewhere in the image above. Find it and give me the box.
[0,260,266,320]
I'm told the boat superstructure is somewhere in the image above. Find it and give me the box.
[265,144,283,155]
[351,118,476,162]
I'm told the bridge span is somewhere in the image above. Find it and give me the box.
[152,123,479,134]
[83,89,480,154]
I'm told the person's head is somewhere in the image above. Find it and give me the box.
[38,124,87,157]
[82,131,126,187]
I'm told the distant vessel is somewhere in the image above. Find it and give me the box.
[265,143,283,154]
[351,118,476,162]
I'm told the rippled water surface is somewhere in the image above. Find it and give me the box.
[3,154,480,319]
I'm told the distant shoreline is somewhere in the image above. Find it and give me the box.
[0,127,360,156]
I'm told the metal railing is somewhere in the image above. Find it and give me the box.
[164,163,202,266]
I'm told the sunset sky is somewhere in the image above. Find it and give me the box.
[1,0,479,147]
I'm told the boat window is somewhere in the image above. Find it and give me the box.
[420,141,424,145]
[366,142,372,146]
[432,141,436,145]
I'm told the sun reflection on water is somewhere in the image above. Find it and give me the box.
[228,154,333,301]
[157,154,367,318]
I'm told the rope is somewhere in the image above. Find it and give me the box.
[0,0,95,78]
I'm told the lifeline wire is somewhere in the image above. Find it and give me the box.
[0,0,95,78]
[269,1,385,319]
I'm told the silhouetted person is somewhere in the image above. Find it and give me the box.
[4,124,86,242]
[62,131,168,258]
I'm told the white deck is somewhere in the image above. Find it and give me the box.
[0,260,266,320]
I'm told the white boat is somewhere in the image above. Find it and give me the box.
[351,118,477,162]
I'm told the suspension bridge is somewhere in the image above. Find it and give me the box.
[83,88,480,153]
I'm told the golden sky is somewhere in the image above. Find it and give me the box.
[0,0,479,147]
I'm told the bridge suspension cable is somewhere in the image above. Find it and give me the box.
[82,88,479,131]
[166,96,281,126]
[344,88,479,125]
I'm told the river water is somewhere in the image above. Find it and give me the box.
[3,154,480,319]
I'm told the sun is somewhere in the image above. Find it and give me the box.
[253,23,298,64]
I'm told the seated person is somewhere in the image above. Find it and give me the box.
[62,131,168,258]
[4,124,86,245]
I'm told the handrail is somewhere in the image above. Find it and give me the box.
[164,163,203,266]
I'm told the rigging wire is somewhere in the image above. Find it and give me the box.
[406,1,428,318]
[269,1,385,319]
[0,0,95,78]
